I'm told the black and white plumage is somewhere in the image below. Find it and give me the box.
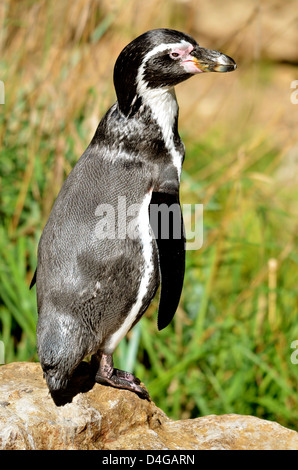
[32,29,236,402]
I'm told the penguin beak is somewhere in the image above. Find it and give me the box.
[182,46,237,74]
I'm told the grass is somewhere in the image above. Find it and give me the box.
[132,134,298,428]
[0,0,297,430]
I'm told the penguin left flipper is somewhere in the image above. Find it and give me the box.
[149,191,185,331]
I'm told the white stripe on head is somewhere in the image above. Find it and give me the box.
[136,40,193,95]
[136,40,191,178]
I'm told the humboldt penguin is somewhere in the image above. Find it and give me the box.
[31,28,236,401]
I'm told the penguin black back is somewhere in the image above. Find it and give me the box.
[32,29,236,404]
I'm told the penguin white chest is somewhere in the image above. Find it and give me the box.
[104,189,154,354]
[140,87,184,179]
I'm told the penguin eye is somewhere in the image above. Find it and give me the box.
[170,52,180,59]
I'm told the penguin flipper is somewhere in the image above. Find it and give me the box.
[29,268,37,289]
[149,192,185,331]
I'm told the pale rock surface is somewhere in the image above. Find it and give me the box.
[0,362,297,450]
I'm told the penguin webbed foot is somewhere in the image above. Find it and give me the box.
[114,368,141,384]
[96,370,149,400]
[92,352,149,400]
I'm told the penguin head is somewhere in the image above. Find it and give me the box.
[113,28,236,116]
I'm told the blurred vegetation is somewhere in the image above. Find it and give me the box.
[0,0,297,430]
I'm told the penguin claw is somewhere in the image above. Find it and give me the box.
[114,368,141,385]
[95,373,149,400]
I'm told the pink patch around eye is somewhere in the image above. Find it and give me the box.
[171,44,194,57]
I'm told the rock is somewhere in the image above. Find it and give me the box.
[0,362,297,450]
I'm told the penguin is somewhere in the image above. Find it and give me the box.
[31,28,236,402]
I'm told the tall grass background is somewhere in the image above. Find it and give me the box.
[0,0,297,429]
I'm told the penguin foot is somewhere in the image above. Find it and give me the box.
[92,352,149,399]
[95,372,149,399]
[113,368,141,384]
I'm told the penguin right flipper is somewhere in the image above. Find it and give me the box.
[149,191,185,331]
